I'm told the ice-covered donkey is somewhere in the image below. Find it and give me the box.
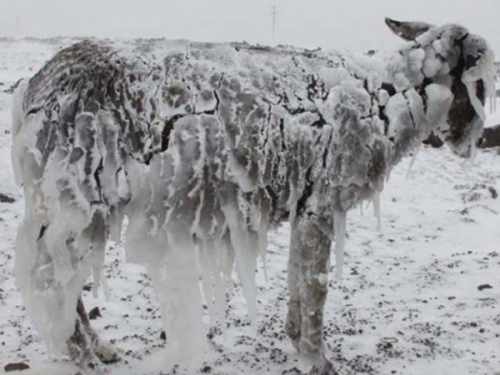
[11,18,494,369]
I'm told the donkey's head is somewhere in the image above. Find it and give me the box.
[386,18,495,158]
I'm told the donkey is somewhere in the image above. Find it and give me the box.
[11,18,494,369]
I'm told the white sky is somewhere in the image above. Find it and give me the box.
[1,0,499,55]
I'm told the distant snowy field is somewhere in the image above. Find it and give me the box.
[0,39,499,375]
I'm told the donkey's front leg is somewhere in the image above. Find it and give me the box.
[67,297,100,367]
[286,214,332,356]
[67,297,120,367]
[66,210,120,367]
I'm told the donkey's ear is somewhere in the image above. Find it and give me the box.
[385,18,434,41]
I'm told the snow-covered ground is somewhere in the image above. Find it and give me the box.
[0,39,499,375]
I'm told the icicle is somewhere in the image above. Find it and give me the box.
[463,79,486,121]
[232,239,258,323]
[101,274,111,300]
[90,251,104,299]
[258,221,270,283]
[373,191,382,232]
[222,205,258,323]
[220,231,235,282]
[198,239,226,327]
[261,255,269,283]
[386,168,392,183]
[406,146,420,179]
[158,234,207,363]
[493,91,497,114]
[489,94,497,115]
[92,267,100,299]
[333,210,347,281]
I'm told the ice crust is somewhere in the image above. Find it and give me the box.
[11,24,495,360]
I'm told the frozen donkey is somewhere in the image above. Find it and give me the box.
[11,18,494,368]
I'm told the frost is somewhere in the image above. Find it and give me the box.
[422,47,442,78]
[12,22,496,362]
[432,39,444,56]
[407,48,426,73]
[393,72,411,92]
[378,89,390,107]
[11,80,32,187]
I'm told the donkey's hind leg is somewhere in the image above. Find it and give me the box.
[67,211,120,366]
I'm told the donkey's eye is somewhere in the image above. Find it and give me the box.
[465,54,481,70]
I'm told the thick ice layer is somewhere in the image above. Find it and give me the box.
[12,22,496,361]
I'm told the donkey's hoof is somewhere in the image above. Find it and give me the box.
[95,342,121,364]
[298,339,322,360]
[285,315,301,351]
[308,356,338,375]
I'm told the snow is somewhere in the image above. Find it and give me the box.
[0,27,498,375]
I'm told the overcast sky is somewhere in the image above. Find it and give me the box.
[1,0,499,55]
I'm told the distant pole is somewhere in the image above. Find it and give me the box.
[15,15,21,35]
[271,0,278,44]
